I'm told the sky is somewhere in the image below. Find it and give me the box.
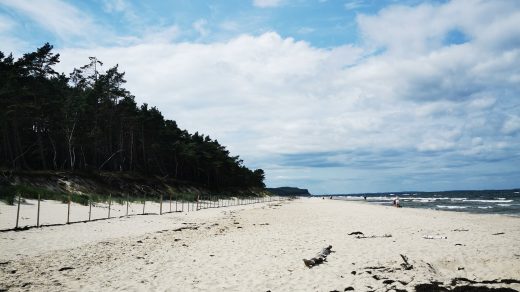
[1,0,519,194]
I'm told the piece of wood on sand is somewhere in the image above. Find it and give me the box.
[303,245,333,268]
[400,254,413,270]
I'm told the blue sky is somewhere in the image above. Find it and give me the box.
[1,0,519,194]
[1,0,451,50]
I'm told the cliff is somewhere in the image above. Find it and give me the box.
[266,187,311,197]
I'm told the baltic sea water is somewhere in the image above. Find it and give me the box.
[332,189,520,216]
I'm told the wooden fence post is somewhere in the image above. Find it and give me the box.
[15,193,21,229]
[67,193,71,224]
[108,194,112,219]
[142,193,146,215]
[160,193,163,215]
[37,193,41,227]
[126,193,129,216]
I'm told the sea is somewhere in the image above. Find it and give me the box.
[330,189,520,216]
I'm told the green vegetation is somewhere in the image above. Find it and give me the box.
[0,44,265,190]
[0,183,215,206]
[0,184,75,205]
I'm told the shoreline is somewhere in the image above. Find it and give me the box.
[337,198,520,218]
[1,198,519,291]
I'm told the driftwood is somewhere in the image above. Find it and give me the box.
[400,254,413,270]
[356,234,392,239]
[303,245,333,268]
[347,231,392,239]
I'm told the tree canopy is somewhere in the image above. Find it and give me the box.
[0,43,265,189]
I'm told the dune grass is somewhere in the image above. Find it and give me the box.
[0,184,244,206]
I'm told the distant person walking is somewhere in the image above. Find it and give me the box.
[393,196,401,208]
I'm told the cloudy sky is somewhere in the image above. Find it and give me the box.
[1,0,519,194]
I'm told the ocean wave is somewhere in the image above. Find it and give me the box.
[366,197,394,201]
[477,206,493,209]
[411,199,435,203]
[497,204,512,207]
[341,196,364,200]
[429,197,453,201]
[450,198,467,201]
[404,197,451,202]
[436,205,467,209]
[464,199,513,203]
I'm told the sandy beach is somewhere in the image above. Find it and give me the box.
[1,197,520,291]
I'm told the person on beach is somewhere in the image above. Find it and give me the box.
[395,196,400,208]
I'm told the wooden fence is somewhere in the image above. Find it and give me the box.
[0,194,285,231]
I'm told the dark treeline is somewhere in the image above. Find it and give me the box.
[0,43,265,189]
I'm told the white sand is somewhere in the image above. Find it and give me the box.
[1,197,519,291]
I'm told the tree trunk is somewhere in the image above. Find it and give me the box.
[129,130,134,171]
[67,117,77,170]
[2,124,14,168]
[12,118,27,169]
[48,135,57,169]
[174,153,178,178]
[36,125,48,170]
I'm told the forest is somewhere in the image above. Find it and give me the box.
[0,43,265,190]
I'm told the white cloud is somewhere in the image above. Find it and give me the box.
[0,14,14,32]
[357,1,518,55]
[142,25,181,43]
[102,0,138,22]
[502,116,520,135]
[28,0,520,191]
[220,21,240,32]
[55,23,518,161]
[344,0,363,11]
[0,14,27,54]
[253,0,282,8]
[193,19,209,38]
[0,0,100,42]
[103,0,128,13]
